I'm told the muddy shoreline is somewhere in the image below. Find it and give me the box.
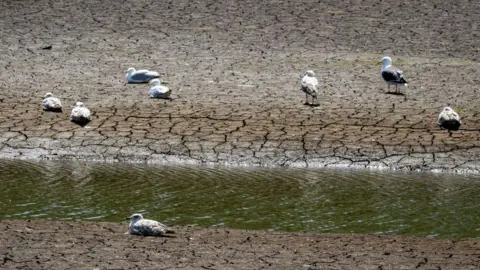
[1,1,480,268]
[1,220,480,269]
[0,0,479,173]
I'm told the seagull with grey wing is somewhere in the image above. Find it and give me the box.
[42,92,63,112]
[70,101,92,126]
[125,67,160,84]
[437,107,461,131]
[380,56,408,93]
[300,70,319,106]
[149,78,172,100]
[126,213,175,237]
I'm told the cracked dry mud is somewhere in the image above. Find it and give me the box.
[0,0,479,173]
[1,220,480,270]
[1,1,480,268]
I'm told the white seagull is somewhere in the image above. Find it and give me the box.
[437,107,461,131]
[300,70,319,106]
[42,92,63,112]
[70,101,92,126]
[149,79,172,99]
[125,67,160,84]
[380,56,408,93]
[126,213,174,237]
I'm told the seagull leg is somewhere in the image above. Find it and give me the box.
[305,93,309,105]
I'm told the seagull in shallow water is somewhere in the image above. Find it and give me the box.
[70,101,92,126]
[42,92,63,112]
[437,107,461,131]
[126,213,174,236]
[380,56,408,93]
[125,67,160,84]
[300,70,319,106]
[149,79,172,99]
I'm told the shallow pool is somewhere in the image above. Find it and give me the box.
[1,159,479,239]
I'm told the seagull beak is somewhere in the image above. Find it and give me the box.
[125,217,131,220]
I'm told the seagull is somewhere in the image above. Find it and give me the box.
[437,107,461,131]
[125,67,160,84]
[300,70,319,106]
[126,213,174,237]
[149,79,172,100]
[42,92,63,112]
[70,101,92,126]
[380,56,408,93]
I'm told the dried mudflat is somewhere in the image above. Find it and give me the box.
[1,0,480,269]
[1,220,480,269]
[0,0,479,172]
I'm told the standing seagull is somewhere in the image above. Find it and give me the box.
[126,213,174,237]
[42,92,63,112]
[125,67,160,84]
[70,101,92,126]
[380,56,408,93]
[149,79,172,100]
[437,107,461,131]
[300,70,319,106]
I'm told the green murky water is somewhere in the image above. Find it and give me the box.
[1,159,480,239]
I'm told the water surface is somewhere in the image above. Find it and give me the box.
[1,159,480,239]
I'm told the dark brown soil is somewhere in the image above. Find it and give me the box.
[1,220,480,269]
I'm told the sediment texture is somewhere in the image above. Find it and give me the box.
[0,0,479,172]
[1,220,480,269]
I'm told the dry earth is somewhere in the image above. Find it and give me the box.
[0,0,479,172]
[1,0,480,268]
[1,220,480,269]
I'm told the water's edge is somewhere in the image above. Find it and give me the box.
[0,147,479,175]
[2,159,480,239]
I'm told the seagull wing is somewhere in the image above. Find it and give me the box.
[382,65,407,83]
[133,219,172,236]
[301,76,319,96]
[149,85,171,98]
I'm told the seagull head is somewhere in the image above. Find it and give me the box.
[305,70,315,77]
[127,67,136,74]
[149,78,161,86]
[75,101,85,108]
[44,92,54,98]
[381,56,392,67]
[443,106,453,112]
[126,213,144,223]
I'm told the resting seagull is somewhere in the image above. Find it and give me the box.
[70,101,92,126]
[42,92,63,112]
[125,67,160,84]
[300,70,319,106]
[380,56,408,93]
[126,213,174,237]
[149,79,172,100]
[437,107,461,131]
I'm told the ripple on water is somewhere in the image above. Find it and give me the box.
[1,159,480,239]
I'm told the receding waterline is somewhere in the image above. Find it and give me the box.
[1,159,480,239]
